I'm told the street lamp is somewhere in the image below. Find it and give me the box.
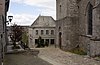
[6,16,13,25]
[8,16,13,22]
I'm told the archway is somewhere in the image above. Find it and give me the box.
[59,32,62,49]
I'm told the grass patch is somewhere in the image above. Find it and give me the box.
[98,56,100,58]
[69,48,87,55]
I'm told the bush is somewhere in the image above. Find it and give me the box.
[69,48,87,55]
[22,32,28,46]
[36,36,45,48]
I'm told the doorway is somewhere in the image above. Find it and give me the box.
[50,39,55,45]
[59,32,62,49]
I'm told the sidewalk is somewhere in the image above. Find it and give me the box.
[36,47,100,65]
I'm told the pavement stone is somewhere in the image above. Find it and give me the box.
[36,47,100,65]
[4,51,52,65]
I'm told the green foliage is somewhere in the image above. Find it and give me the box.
[22,32,28,46]
[69,48,87,55]
[98,56,100,58]
[10,24,23,48]
[36,36,45,48]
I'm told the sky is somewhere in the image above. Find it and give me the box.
[7,0,56,26]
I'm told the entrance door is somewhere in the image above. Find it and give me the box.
[45,39,49,46]
[59,32,62,49]
[50,39,54,45]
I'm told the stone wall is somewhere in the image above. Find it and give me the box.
[56,0,100,56]
[78,0,100,54]
[28,28,34,48]
[56,0,78,20]
[32,27,56,47]
[56,16,79,50]
[89,40,100,57]
[0,15,3,65]
[0,0,6,64]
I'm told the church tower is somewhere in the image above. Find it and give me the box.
[56,0,78,20]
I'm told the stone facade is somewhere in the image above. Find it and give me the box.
[29,16,56,48]
[56,0,79,50]
[56,16,79,50]
[56,0,100,56]
[78,0,100,56]
[0,0,10,64]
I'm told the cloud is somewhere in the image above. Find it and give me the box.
[11,0,56,9]
[8,0,56,25]
[7,12,56,26]
[7,13,38,26]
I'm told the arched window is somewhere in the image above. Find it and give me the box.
[87,3,93,35]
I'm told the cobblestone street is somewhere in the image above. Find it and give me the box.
[37,46,100,65]
[3,47,100,65]
[4,52,52,65]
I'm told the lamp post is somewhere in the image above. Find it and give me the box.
[8,16,13,22]
[6,16,13,25]
[5,15,13,49]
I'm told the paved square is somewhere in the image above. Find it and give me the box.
[4,53,52,65]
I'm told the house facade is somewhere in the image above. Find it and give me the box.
[28,16,56,48]
[56,0,100,56]
[0,0,10,64]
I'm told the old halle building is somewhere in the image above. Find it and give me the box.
[29,16,56,48]
[56,0,100,56]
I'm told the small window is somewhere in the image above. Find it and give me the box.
[50,39,55,44]
[35,39,38,44]
[87,3,93,35]
[41,30,44,35]
[46,30,49,35]
[60,5,61,12]
[36,30,38,35]
[51,30,54,35]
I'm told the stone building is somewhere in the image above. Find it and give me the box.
[0,0,10,64]
[56,0,100,56]
[28,16,56,48]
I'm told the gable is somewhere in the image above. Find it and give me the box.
[31,16,56,27]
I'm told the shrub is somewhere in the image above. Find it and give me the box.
[36,36,45,48]
[69,48,87,55]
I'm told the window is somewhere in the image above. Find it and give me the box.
[50,39,55,44]
[35,39,38,44]
[46,30,49,35]
[87,3,93,35]
[51,30,54,35]
[45,39,49,44]
[60,4,61,12]
[41,30,44,35]
[36,30,38,35]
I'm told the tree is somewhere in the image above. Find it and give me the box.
[10,24,23,49]
[22,31,28,46]
[36,36,45,47]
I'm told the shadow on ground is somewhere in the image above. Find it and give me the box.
[4,50,53,65]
